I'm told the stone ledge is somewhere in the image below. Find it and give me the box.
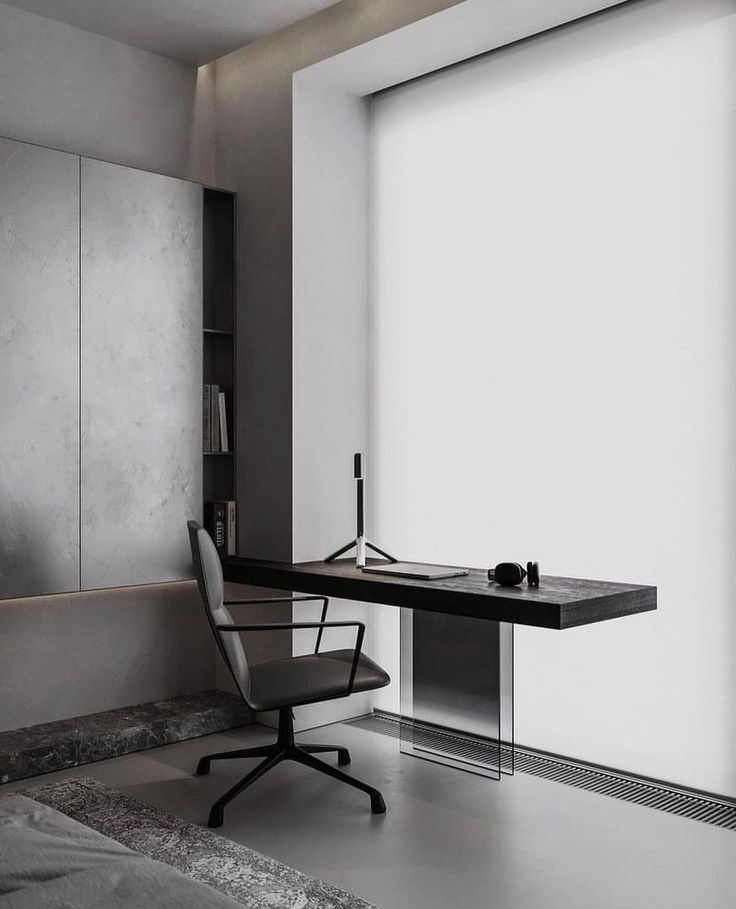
[0,690,252,784]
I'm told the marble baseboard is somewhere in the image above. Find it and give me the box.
[22,777,380,909]
[0,690,252,784]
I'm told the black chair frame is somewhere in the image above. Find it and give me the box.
[196,594,386,827]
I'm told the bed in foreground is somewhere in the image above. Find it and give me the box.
[0,778,379,909]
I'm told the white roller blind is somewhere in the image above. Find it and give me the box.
[371,0,736,794]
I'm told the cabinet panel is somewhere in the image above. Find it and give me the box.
[0,138,80,597]
[80,160,202,588]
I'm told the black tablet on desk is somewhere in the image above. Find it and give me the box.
[361,562,469,580]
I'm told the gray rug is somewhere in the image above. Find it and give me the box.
[22,778,380,909]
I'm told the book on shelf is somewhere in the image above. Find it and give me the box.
[203,385,210,452]
[204,384,230,452]
[204,500,236,557]
[204,501,225,555]
[218,391,229,453]
[226,500,236,556]
[211,384,220,452]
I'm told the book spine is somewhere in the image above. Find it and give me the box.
[226,500,236,556]
[208,385,213,452]
[218,392,229,453]
[205,501,226,556]
[211,384,220,452]
[203,384,210,453]
[214,501,226,555]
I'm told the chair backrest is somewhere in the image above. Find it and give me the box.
[187,520,252,705]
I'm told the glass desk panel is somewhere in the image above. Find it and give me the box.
[400,609,514,779]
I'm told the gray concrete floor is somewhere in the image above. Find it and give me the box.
[7,722,736,909]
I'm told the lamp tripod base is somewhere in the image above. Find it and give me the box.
[325,536,397,568]
[327,453,397,568]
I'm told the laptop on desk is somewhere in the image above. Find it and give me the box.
[361,562,469,581]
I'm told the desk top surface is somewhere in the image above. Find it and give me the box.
[222,558,657,630]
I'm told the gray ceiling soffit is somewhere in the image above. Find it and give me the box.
[1,0,344,65]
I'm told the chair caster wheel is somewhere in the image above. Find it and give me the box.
[208,806,224,828]
[337,749,351,766]
[370,793,386,814]
[196,759,211,776]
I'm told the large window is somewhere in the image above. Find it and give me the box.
[371,0,736,793]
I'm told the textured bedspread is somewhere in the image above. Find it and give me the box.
[0,794,244,908]
[24,778,381,908]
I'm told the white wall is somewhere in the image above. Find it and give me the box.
[290,0,628,729]
[0,1,217,730]
[371,0,736,795]
[292,82,375,727]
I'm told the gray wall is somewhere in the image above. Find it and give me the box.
[0,583,212,731]
[0,1,215,184]
[0,1,216,731]
[0,0,461,731]
[0,138,80,599]
[80,159,203,589]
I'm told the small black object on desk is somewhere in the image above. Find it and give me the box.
[489,561,540,587]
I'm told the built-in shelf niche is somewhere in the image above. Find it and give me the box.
[203,188,237,543]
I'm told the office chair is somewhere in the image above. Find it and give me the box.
[187,521,390,828]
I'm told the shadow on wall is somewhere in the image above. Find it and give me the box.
[188,62,216,187]
[0,496,78,600]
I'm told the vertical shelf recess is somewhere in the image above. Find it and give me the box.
[203,188,237,554]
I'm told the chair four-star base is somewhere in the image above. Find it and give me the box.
[196,707,386,828]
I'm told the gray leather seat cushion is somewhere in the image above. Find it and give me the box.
[248,649,390,712]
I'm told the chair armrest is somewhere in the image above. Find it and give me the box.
[222,596,330,654]
[216,621,365,695]
[223,595,327,607]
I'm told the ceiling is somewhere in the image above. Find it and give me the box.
[1,0,344,65]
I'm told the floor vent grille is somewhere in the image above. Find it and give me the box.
[346,712,736,831]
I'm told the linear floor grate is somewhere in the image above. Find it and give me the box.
[345,712,736,831]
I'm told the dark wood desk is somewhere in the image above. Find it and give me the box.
[222,558,657,630]
[223,556,656,779]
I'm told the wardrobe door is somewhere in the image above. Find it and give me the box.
[80,159,202,589]
[0,138,80,598]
